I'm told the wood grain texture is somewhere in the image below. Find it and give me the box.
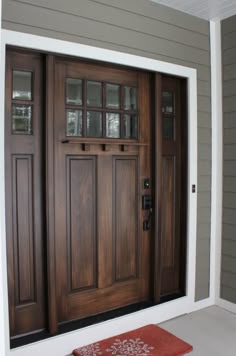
[113,157,138,281]
[5,49,46,336]
[45,54,58,334]
[53,57,152,323]
[161,156,175,269]
[5,47,190,338]
[67,156,97,292]
[159,75,187,298]
[97,156,113,289]
[153,73,162,303]
[12,155,35,304]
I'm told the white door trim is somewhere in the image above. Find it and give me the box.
[0,13,11,356]
[209,20,223,304]
[217,298,236,314]
[0,29,199,356]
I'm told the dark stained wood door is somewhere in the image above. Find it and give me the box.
[5,48,188,340]
[53,58,152,323]
[5,49,46,336]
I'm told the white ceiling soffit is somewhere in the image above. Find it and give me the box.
[150,0,236,21]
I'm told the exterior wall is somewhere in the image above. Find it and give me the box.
[2,0,211,300]
[221,15,236,304]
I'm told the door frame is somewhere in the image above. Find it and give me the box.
[0,29,198,356]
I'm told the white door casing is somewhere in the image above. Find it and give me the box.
[0,28,201,356]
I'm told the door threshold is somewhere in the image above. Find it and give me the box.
[10,300,154,349]
[160,292,185,304]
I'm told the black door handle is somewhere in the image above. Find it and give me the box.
[143,208,152,231]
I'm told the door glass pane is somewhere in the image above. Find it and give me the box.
[124,114,138,139]
[66,109,83,136]
[87,81,102,107]
[87,111,102,137]
[106,84,120,109]
[106,113,120,138]
[163,116,174,140]
[13,71,32,100]
[162,91,174,113]
[66,78,83,105]
[12,104,32,134]
[124,87,137,110]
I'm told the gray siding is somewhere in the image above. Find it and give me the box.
[222,15,236,304]
[2,0,212,301]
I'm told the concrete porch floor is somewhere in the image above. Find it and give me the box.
[160,306,236,355]
[69,306,236,355]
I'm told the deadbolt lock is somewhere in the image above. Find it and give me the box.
[142,195,152,210]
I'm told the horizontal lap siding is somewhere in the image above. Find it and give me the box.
[2,0,211,301]
[222,15,236,304]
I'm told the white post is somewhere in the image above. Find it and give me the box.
[210,20,223,304]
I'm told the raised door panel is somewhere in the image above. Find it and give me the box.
[67,156,97,292]
[113,157,138,282]
[12,155,35,304]
[161,156,175,269]
[160,155,179,294]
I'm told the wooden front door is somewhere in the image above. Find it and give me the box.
[53,58,153,323]
[5,48,188,340]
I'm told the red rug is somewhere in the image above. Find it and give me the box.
[72,324,193,355]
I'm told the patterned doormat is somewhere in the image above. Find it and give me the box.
[72,324,193,355]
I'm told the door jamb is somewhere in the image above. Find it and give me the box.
[153,73,162,303]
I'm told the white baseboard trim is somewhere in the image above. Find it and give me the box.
[190,297,214,312]
[217,298,236,314]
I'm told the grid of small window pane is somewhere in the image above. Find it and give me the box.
[65,78,138,139]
